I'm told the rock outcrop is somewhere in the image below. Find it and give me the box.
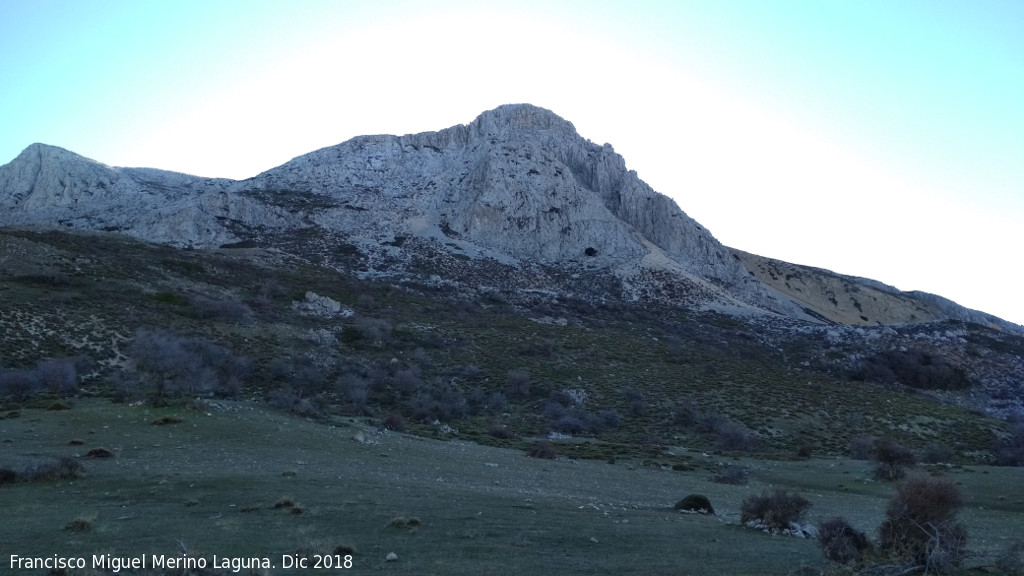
[0,143,299,246]
[0,104,1014,329]
[733,249,1021,332]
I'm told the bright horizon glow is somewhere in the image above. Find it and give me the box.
[2,0,1022,325]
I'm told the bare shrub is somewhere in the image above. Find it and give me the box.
[671,401,700,428]
[394,368,423,394]
[740,489,812,531]
[921,443,954,464]
[21,456,86,482]
[874,438,916,481]
[350,316,392,347]
[36,358,79,393]
[712,464,749,485]
[336,373,368,414]
[124,329,250,403]
[620,385,646,416]
[994,423,1024,467]
[817,517,871,564]
[878,477,967,570]
[383,412,405,432]
[268,357,325,396]
[528,441,557,459]
[505,369,531,397]
[0,369,38,401]
[715,420,761,452]
[849,435,876,460]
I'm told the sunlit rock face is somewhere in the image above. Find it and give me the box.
[0,105,812,317]
[0,143,298,246]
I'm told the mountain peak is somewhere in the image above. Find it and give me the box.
[470,103,580,135]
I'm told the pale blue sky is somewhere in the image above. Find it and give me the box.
[2,0,1022,325]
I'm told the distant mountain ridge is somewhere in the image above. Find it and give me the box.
[0,104,1017,332]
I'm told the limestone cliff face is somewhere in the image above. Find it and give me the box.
[0,143,299,246]
[17,103,1008,323]
[237,104,789,313]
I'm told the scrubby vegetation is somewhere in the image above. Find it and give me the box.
[740,489,811,531]
[1,229,1022,575]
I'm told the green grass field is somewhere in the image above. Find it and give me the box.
[2,400,1022,575]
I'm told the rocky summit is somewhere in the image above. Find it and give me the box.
[0,104,1016,331]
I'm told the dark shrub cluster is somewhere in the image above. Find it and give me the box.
[336,373,369,414]
[714,419,761,452]
[878,477,967,570]
[874,438,917,481]
[343,316,392,348]
[849,435,876,460]
[817,517,871,565]
[994,423,1024,467]
[383,412,405,432]
[0,357,81,401]
[268,357,326,396]
[487,424,515,440]
[527,441,557,459]
[921,443,955,464]
[19,456,86,482]
[122,328,251,403]
[505,369,531,397]
[675,494,715,515]
[740,489,811,531]
[854,349,971,390]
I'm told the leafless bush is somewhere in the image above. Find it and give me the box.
[921,443,954,464]
[350,316,392,347]
[123,329,250,403]
[620,385,647,416]
[740,489,811,531]
[818,517,871,564]
[715,419,761,452]
[505,369,531,397]
[394,368,423,394]
[849,435,876,460]
[0,357,81,400]
[712,464,749,485]
[878,477,967,570]
[20,456,86,482]
[336,373,368,413]
[994,423,1024,467]
[488,424,515,440]
[528,441,557,459]
[383,412,405,432]
[671,398,702,428]
[268,357,325,396]
[874,438,916,481]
